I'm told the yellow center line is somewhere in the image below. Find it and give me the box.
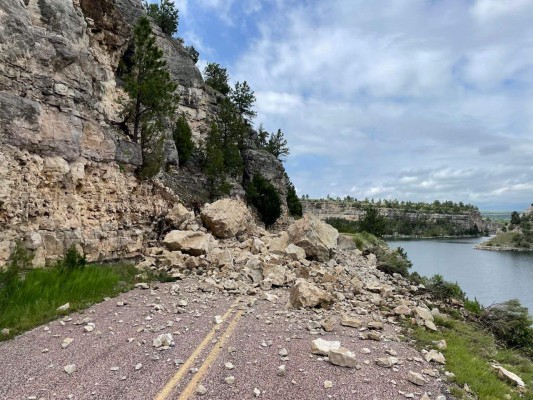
[177,308,245,400]
[154,297,242,400]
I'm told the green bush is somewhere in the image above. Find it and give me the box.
[57,245,86,271]
[465,297,483,314]
[479,300,533,350]
[245,174,282,228]
[426,274,465,301]
[376,246,412,277]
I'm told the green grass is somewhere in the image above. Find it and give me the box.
[411,318,533,400]
[0,263,139,340]
[349,231,383,251]
[483,232,526,248]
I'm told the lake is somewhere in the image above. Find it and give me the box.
[387,237,533,314]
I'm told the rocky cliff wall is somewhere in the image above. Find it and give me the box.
[302,200,495,234]
[0,0,189,267]
[0,0,288,267]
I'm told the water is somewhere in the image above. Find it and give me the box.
[387,237,533,314]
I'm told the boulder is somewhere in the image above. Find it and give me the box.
[492,365,525,387]
[286,243,306,261]
[166,203,195,228]
[268,232,289,255]
[201,199,252,239]
[287,214,339,262]
[262,263,287,286]
[289,278,333,309]
[162,231,215,256]
[328,347,357,368]
[311,338,341,355]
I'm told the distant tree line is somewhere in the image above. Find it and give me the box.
[304,197,479,214]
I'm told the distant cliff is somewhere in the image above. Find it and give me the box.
[303,200,499,237]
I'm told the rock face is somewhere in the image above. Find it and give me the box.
[0,0,222,267]
[287,215,339,262]
[201,199,252,239]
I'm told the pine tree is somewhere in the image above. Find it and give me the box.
[266,129,290,160]
[230,81,257,124]
[173,113,194,166]
[286,176,303,217]
[203,62,231,95]
[144,0,179,36]
[204,123,229,199]
[120,16,178,178]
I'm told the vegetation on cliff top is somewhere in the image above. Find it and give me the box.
[482,207,533,250]
[306,197,479,214]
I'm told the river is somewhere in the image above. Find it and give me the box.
[387,237,533,314]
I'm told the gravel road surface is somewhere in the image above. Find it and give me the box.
[0,279,449,400]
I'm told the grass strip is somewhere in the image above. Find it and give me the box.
[411,317,533,400]
[0,263,138,341]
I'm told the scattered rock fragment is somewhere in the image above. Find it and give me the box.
[328,347,357,368]
[424,350,446,364]
[153,333,174,349]
[57,303,70,312]
[62,338,74,348]
[1,328,10,336]
[341,316,362,328]
[277,365,286,376]
[311,338,341,356]
[407,371,427,386]
[324,380,333,389]
[64,364,76,375]
[196,384,207,396]
[214,315,223,325]
[224,376,235,385]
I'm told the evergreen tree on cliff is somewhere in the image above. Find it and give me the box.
[120,16,178,178]
[144,0,179,36]
[204,62,231,95]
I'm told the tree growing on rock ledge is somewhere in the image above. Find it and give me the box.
[144,0,179,36]
[120,16,178,178]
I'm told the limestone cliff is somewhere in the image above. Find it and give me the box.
[302,200,497,236]
[0,0,287,267]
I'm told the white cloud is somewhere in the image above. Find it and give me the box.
[195,0,533,209]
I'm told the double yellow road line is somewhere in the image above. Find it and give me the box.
[155,298,244,400]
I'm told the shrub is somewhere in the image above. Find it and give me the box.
[465,297,483,315]
[376,246,412,277]
[57,245,86,271]
[246,174,282,228]
[479,299,533,350]
[426,274,464,301]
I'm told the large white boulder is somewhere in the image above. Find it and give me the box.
[201,199,253,239]
[289,278,333,309]
[162,230,215,256]
[287,214,339,262]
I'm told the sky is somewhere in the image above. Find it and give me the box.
[154,0,533,211]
